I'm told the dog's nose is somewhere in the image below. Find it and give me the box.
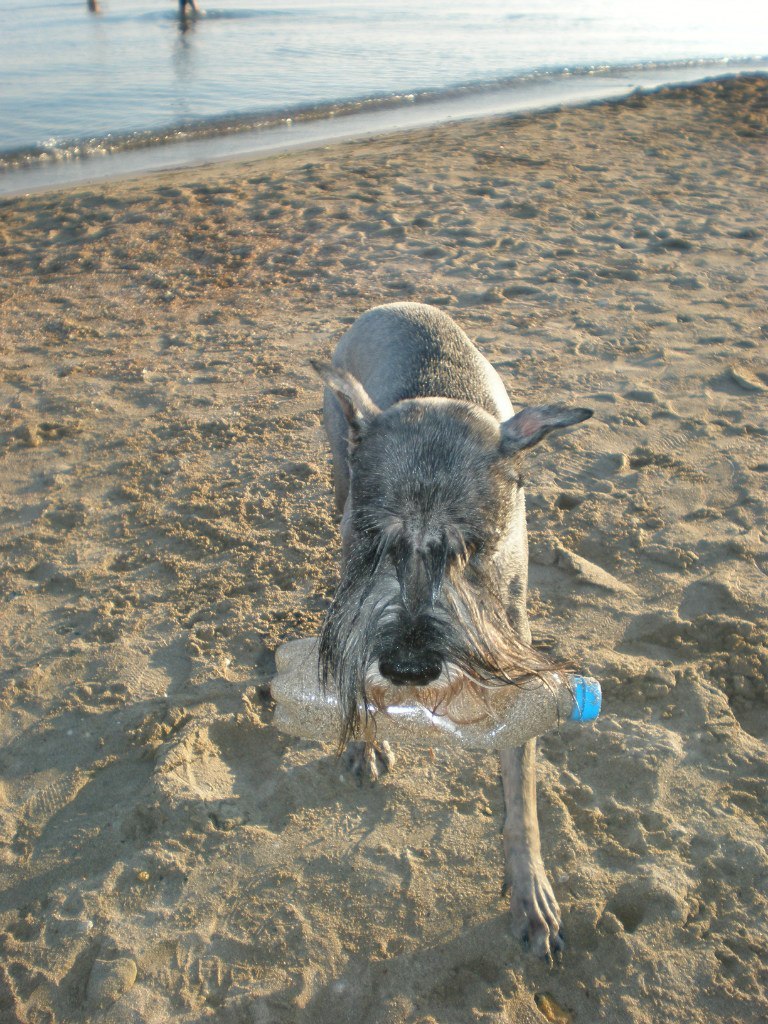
[378,653,442,687]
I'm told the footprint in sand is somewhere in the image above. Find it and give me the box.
[151,714,291,833]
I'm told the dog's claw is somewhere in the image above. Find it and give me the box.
[507,871,564,962]
[342,740,395,783]
[543,929,566,966]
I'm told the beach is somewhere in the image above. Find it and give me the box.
[0,72,767,1023]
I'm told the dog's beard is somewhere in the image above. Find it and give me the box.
[320,554,561,746]
[318,548,400,747]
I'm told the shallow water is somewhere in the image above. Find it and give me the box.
[0,0,766,188]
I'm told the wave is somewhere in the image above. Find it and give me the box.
[1,58,766,194]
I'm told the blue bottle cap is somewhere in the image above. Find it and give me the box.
[569,676,602,722]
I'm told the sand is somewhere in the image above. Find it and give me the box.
[0,74,766,1024]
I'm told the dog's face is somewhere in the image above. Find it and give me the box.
[346,399,525,686]
[319,365,592,739]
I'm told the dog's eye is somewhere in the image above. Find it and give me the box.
[468,542,486,565]
[443,528,481,567]
[457,537,481,565]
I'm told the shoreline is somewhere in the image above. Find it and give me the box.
[2,61,767,199]
[1,75,767,1024]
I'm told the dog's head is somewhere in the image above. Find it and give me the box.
[317,364,592,741]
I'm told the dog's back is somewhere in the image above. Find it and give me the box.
[330,302,514,420]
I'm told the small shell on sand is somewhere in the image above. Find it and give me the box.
[534,992,572,1023]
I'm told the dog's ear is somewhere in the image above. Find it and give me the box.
[311,359,381,437]
[499,404,593,455]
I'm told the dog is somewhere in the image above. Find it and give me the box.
[315,302,592,960]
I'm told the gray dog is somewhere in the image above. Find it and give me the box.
[315,302,592,960]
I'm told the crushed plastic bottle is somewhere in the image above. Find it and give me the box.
[270,637,601,752]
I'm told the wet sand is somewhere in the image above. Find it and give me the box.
[0,75,766,1024]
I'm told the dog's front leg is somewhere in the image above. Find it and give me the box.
[500,739,564,961]
[342,740,395,784]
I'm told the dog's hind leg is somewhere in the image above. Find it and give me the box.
[500,740,564,961]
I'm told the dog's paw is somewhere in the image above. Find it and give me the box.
[503,869,564,963]
[342,740,395,784]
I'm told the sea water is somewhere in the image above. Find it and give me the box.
[0,0,766,192]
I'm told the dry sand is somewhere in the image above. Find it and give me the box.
[0,75,767,1024]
